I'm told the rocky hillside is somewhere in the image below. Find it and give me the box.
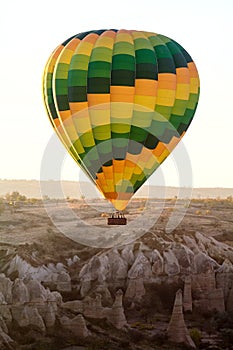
[0,226,232,349]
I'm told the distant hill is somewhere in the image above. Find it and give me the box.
[0,179,233,200]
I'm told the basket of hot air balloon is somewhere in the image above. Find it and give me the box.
[43,29,200,224]
[108,211,127,225]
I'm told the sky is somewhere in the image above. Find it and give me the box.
[0,0,233,188]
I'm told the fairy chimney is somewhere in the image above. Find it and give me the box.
[167,289,196,348]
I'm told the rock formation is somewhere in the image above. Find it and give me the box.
[124,252,151,303]
[60,314,90,338]
[107,249,128,281]
[109,289,127,329]
[163,249,180,275]
[79,255,109,296]
[0,226,233,348]
[128,251,152,280]
[167,289,196,348]
[121,245,135,266]
[183,275,192,312]
[73,230,232,316]
[195,232,233,263]
[191,253,225,313]
[124,277,145,303]
[12,278,29,304]
[95,284,113,306]
[216,259,233,311]
[0,325,15,350]
[0,299,12,326]
[66,254,80,267]
[56,271,72,292]
[27,279,47,302]
[2,255,72,292]
[0,275,61,335]
[0,274,12,304]
[62,290,127,329]
[151,249,164,275]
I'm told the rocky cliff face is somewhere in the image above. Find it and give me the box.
[62,289,127,329]
[2,254,72,292]
[0,229,232,349]
[0,274,60,333]
[76,230,233,314]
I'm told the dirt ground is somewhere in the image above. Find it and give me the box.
[0,197,232,258]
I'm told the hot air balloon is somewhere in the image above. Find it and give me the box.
[43,29,200,216]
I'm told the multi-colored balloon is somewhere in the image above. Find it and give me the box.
[43,29,200,211]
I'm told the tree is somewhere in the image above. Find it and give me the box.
[5,191,27,202]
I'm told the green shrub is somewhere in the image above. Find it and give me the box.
[190,328,202,347]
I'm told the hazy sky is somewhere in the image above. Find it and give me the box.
[1,0,233,188]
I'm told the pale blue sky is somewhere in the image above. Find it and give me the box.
[1,0,233,188]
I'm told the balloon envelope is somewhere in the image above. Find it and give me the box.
[43,29,200,211]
